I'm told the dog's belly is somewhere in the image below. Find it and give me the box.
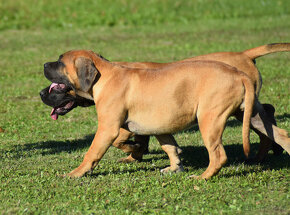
[123,113,196,135]
[124,121,158,135]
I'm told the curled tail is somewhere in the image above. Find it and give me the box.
[241,76,256,157]
[243,43,290,60]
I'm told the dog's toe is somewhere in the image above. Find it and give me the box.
[117,157,138,163]
[160,167,171,174]
[189,174,202,180]
[189,174,207,180]
[160,165,184,174]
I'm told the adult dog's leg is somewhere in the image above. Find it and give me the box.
[118,133,182,163]
[250,101,290,154]
[253,104,283,161]
[262,104,284,155]
[234,103,285,161]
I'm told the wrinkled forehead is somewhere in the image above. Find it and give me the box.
[59,50,95,64]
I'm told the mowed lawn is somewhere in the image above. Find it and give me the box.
[0,0,289,214]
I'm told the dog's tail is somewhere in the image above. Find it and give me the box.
[242,43,290,60]
[241,76,256,158]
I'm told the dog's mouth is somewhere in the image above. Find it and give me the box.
[49,83,67,93]
[50,101,75,120]
[48,83,75,120]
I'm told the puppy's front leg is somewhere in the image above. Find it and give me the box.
[67,124,120,178]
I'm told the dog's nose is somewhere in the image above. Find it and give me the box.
[44,63,49,69]
[39,90,45,97]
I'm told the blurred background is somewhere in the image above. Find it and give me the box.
[0,1,289,213]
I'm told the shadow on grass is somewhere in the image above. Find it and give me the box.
[19,112,288,156]
[20,135,289,163]
[9,112,288,177]
[180,143,289,170]
[20,134,95,155]
[83,142,289,178]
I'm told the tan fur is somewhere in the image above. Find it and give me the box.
[117,43,290,96]
[242,43,290,59]
[50,47,290,179]
[240,76,255,157]
[113,43,290,162]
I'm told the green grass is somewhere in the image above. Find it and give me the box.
[0,0,289,214]
[0,0,289,30]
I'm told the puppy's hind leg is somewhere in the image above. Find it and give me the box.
[190,112,228,180]
[156,134,184,173]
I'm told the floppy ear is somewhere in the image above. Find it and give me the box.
[75,57,98,92]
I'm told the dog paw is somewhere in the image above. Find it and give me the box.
[117,156,138,163]
[189,174,208,181]
[160,165,184,174]
[65,168,89,178]
[189,174,205,180]
[65,172,82,178]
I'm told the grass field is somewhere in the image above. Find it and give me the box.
[0,0,289,214]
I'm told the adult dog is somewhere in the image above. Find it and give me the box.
[42,50,290,179]
[113,43,290,162]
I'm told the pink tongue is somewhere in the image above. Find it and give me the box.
[50,108,58,120]
[49,83,58,93]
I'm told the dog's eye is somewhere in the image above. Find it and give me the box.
[67,90,76,96]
